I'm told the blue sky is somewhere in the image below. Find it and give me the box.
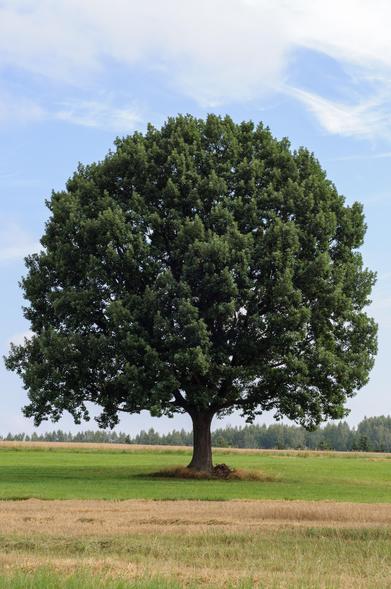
[1,0,390,435]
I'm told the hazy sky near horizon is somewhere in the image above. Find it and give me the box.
[1,0,391,435]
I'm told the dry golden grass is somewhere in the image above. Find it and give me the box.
[2,498,391,535]
[229,467,278,481]
[1,439,391,460]
[152,465,277,481]
[1,500,391,587]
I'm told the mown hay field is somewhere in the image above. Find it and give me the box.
[1,499,391,588]
[1,443,391,588]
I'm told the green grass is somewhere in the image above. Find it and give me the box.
[0,569,311,589]
[0,446,390,501]
[0,570,237,589]
[0,571,176,589]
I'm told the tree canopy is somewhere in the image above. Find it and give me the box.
[5,114,377,471]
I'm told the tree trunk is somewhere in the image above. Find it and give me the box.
[187,410,214,472]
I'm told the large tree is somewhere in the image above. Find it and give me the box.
[5,115,377,471]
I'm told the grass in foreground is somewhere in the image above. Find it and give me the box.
[0,443,390,501]
[1,500,391,588]
[0,572,179,589]
[0,568,377,589]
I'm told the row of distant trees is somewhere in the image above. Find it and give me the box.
[3,416,391,452]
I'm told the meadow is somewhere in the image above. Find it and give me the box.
[0,442,390,502]
[1,442,391,588]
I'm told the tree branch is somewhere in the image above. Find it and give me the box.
[173,390,189,410]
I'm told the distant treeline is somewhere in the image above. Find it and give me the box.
[3,416,391,452]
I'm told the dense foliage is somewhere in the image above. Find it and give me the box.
[4,416,391,452]
[5,114,377,470]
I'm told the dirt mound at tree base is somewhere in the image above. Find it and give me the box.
[212,463,233,478]
[152,464,277,481]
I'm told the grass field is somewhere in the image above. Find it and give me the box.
[1,499,391,587]
[0,442,391,588]
[0,442,390,502]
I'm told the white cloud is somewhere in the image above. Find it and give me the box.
[55,100,141,132]
[370,296,391,328]
[0,92,140,132]
[0,93,45,124]
[0,1,294,104]
[2,1,391,137]
[0,221,39,263]
[7,330,33,348]
[330,152,391,162]
[0,0,100,84]
[291,0,391,72]
[289,88,391,140]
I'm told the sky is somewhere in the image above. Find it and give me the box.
[1,0,391,436]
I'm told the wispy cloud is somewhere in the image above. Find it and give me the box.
[330,152,391,162]
[55,100,141,132]
[0,93,141,132]
[0,221,39,263]
[0,93,45,124]
[370,296,391,328]
[289,87,391,140]
[2,1,391,138]
[6,330,33,348]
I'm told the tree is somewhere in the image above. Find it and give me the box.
[5,114,377,472]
